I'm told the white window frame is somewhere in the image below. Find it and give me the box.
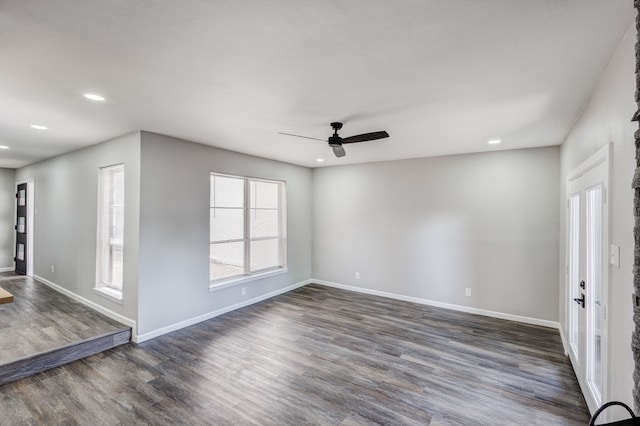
[95,164,125,301]
[209,172,287,290]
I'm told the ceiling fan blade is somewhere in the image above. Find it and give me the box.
[342,131,389,144]
[332,145,346,158]
[277,132,326,142]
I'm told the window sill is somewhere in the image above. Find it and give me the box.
[94,286,123,304]
[209,267,287,292]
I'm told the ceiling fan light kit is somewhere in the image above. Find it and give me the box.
[279,121,389,158]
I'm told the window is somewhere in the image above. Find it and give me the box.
[96,164,125,299]
[210,173,286,286]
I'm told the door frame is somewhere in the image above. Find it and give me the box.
[565,143,611,415]
[14,179,34,277]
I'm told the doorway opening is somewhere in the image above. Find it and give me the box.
[15,180,34,277]
[566,143,610,414]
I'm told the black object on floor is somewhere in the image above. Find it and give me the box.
[590,401,640,425]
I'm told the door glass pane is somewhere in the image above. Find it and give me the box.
[586,185,603,404]
[250,239,279,272]
[17,217,25,234]
[568,193,580,356]
[18,189,25,206]
[210,241,244,281]
[17,243,24,261]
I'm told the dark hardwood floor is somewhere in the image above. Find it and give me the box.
[0,283,589,425]
[0,272,131,384]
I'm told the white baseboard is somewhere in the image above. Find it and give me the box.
[33,275,137,339]
[26,274,561,345]
[558,325,568,355]
[136,279,313,343]
[0,266,15,272]
[313,280,560,330]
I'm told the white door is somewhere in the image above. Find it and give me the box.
[566,145,609,414]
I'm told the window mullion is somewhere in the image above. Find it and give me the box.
[212,175,215,218]
[278,182,283,266]
[250,236,278,242]
[244,178,250,275]
[210,238,245,244]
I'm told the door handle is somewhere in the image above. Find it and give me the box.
[579,280,586,289]
[574,293,585,309]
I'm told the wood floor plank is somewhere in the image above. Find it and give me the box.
[0,283,590,425]
[0,272,130,365]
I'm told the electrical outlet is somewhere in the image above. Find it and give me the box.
[51,265,55,273]
[355,272,360,280]
[610,244,620,268]
[465,288,471,297]
[241,287,246,296]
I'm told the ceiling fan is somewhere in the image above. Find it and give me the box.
[279,122,389,158]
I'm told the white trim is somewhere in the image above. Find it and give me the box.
[559,325,568,356]
[567,144,611,182]
[96,164,125,293]
[94,286,123,303]
[136,279,312,343]
[314,280,560,329]
[29,271,567,350]
[565,142,611,415]
[33,274,137,339]
[0,266,14,272]
[209,267,287,291]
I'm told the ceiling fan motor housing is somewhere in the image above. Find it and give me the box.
[328,135,342,147]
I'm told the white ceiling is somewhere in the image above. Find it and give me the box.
[0,0,633,169]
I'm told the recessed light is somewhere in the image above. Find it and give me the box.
[0,145,8,149]
[315,158,325,163]
[488,139,501,145]
[30,124,47,130]
[84,93,105,101]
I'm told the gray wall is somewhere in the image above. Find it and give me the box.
[137,132,313,336]
[559,23,636,408]
[15,132,141,323]
[0,168,16,269]
[313,146,560,321]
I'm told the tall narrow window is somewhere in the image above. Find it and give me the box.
[96,164,125,299]
[210,173,286,286]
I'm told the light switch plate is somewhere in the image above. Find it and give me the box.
[610,244,620,268]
